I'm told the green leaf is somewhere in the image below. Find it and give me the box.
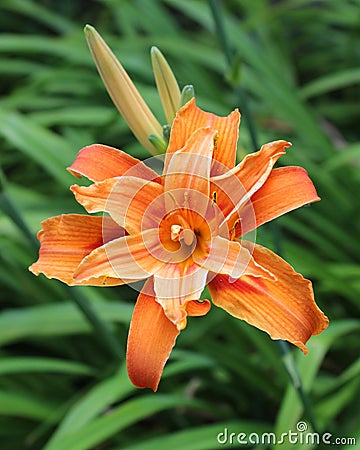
[315,378,359,429]
[0,0,76,34]
[29,106,115,127]
[0,34,88,63]
[0,110,74,186]
[0,300,132,346]
[300,68,360,99]
[0,357,95,376]
[46,365,134,447]
[275,320,360,437]
[122,420,272,450]
[43,395,206,450]
[0,389,56,421]
[323,142,360,172]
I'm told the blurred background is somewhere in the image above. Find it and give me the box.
[0,1,359,449]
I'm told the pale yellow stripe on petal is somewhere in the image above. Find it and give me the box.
[165,98,240,174]
[29,214,125,285]
[71,176,164,233]
[154,266,208,330]
[194,236,275,280]
[74,229,164,282]
[164,128,216,208]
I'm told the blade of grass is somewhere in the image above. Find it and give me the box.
[0,389,57,421]
[43,395,207,450]
[274,320,360,439]
[121,420,272,450]
[0,357,95,376]
[0,0,77,34]
[45,364,134,447]
[0,110,74,186]
[300,68,360,99]
[0,300,132,347]
[0,170,39,249]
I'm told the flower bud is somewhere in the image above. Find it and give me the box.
[84,25,164,155]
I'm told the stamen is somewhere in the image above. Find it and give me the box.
[184,191,190,208]
[170,224,195,246]
[212,191,217,204]
[181,228,195,246]
[166,191,180,209]
[171,224,182,241]
[230,218,241,241]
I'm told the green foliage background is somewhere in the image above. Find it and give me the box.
[0,0,359,449]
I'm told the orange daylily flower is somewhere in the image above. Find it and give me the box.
[30,98,328,391]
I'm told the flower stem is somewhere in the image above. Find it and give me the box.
[65,285,123,361]
[208,0,318,432]
[278,341,319,434]
[208,0,233,67]
[208,0,259,150]
[0,170,39,250]
[0,168,122,362]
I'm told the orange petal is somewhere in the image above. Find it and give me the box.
[71,178,117,214]
[154,266,208,330]
[126,278,179,392]
[194,236,275,280]
[186,299,211,316]
[238,166,320,237]
[208,244,329,353]
[71,177,164,233]
[67,144,160,182]
[164,98,240,175]
[29,214,126,286]
[212,140,291,222]
[74,229,165,282]
[164,127,216,198]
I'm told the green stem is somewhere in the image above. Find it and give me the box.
[278,341,319,434]
[0,170,39,250]
[208,0,259,150]
[208,0,233,66]
[0,168,122,362]
[209,0,318,433]
[235,87,259,150]
[66,286,123,361]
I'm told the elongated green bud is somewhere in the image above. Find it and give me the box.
[151,46,181,124]
[180,85,195,107]
[84,25,163,155]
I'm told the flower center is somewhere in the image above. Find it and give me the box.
[157,208,211,268]
[170,224,195,246]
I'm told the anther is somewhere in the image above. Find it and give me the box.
[212,191,217,204]
[171,224,182,241]
[230,218,241,240]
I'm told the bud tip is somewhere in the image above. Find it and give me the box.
[84,24,95,35]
